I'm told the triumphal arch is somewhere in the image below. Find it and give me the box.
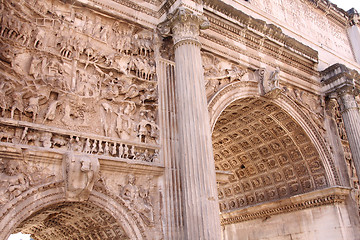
[0,0,360,239]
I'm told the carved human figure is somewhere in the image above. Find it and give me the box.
[137,187,154,225]
[40,132,52,148]
[129,145,135,159]
[136,112,151,143]
[43,99,60,123]
[101,102,112,137]
[0,159,29,203]
[121,174,137,202]
[268,67,280,90]
[83,138,91,154]
[152,149,159,163]
[25,96,40,122]
[123,144,129,158]
[63,152,100,201]
[91,140,98,154]
[120,174,154,225]
[10,91,24,120]
[104,142,109,155]
[29,56,45,79]
[111,143,117,156]
[115,102,136,139]
[118,143,124,158]
[0,82,8,116]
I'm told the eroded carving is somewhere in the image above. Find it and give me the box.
[0,0,159,145]
[202,52,247,100]
[63,152,100,201]
[120,174,154,226]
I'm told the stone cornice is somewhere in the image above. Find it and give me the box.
[321,63,360,96]
[220,186,350,225]
[70,0,355,28]
[347,8,360,27]
[202,0,318,63]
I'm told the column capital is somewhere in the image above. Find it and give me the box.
[321,63,360,112]
[322,63,360,96]
[158,7,210,46]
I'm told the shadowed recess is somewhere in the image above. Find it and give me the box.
[14,202,130,240]
[212,97,329,212]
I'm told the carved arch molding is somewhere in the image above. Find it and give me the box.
[209,82,338,212]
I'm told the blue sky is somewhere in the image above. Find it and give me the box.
[330,0,360,12]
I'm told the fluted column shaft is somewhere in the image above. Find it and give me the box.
[337,90,360,179]
[159,8,221,239]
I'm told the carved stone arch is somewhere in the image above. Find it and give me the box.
[208,80,339,192]
[0,181,147,240]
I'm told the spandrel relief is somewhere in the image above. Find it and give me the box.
[202,52,247,100]
[282,85,326,134]
[119,174,156,226]
[0,0,159,145]
[0,158,56,205]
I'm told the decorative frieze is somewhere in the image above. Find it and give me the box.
[0,119,160,163]
[220,187,350,225]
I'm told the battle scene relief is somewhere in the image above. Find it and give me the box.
[0,0,159,145]
[0,1,164,238]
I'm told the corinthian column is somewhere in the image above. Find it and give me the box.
[336,88,360,175]
[322,64,360,179]
[158,8,221,239]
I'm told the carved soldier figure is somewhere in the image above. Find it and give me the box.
[10,91,24,120]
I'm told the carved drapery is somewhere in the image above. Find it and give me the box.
[158,7,221,240]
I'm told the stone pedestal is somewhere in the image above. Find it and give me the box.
[159,8,221,239]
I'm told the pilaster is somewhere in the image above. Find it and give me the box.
[158,7,221,240]
[347,9,360,64]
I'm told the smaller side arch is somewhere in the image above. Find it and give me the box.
[0,181,146,240]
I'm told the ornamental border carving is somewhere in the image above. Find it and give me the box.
[208,80,340,185]
[220,187,350,225]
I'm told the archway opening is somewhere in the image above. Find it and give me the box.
[212,97,329,212]
[11,201,130,240]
